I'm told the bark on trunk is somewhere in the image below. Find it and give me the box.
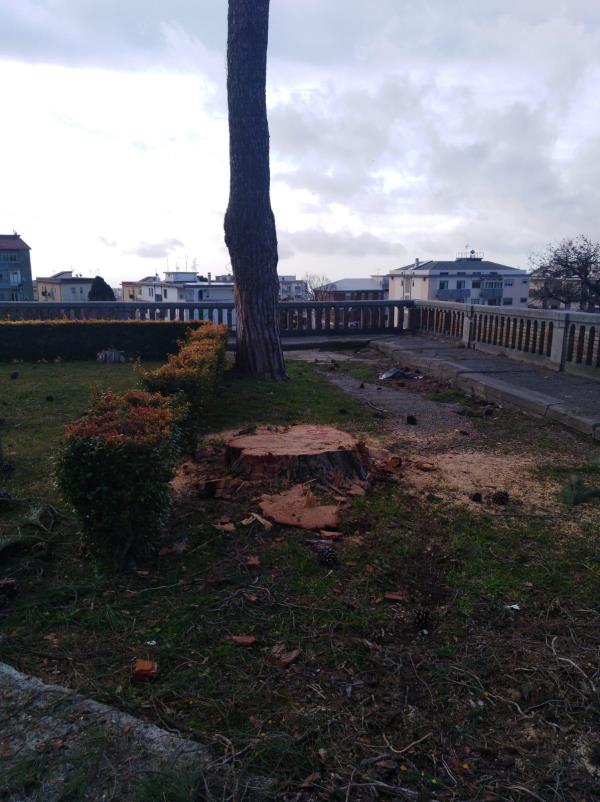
[224,0,286,379]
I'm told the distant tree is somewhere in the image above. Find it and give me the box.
[224,0,286,379]
[530,236,600,311]
[303,273,333,301]
[88,276,116,302]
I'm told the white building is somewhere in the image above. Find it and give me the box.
[278,275,309,302]
[389,251,530,308]
[122,272,235,304]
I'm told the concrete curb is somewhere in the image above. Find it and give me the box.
[372,338,600,440]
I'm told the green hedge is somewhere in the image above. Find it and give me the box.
[56,390,181,569]
[142,324,228,445]
[0,320,211,362]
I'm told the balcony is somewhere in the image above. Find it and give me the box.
[436,288,471,301]
[480,287,503,300]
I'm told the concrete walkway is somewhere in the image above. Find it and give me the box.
[372,335,600,440]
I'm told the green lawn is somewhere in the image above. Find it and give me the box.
[0,361,160,499]
[1,360,599,800]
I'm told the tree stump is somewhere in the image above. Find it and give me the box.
[225,425,370,482]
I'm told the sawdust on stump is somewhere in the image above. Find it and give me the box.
[259,484,342,530]
[226,425,370,482]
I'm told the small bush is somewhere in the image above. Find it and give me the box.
[0,320,207,362]
[56,390,180,568]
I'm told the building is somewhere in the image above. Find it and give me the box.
[213,273,308,302]
[35,271,95,302]
[121,272,235,304]
[278,275,309,302]
[316,277,386,301]
[0,234,33,301]
[388,251,530,307]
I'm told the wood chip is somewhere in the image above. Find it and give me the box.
[228,635,257,647]
[131,659,158,683]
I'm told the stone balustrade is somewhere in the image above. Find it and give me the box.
[413,300,600,379]
[1,298,598,379]
[0,299,414,336]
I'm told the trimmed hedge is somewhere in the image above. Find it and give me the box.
[56,390,181,568]
[0,319,212,362]
[142,324,228,417]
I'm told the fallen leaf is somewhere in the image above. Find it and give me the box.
[365,564,375,574]
[228,635,257,647]
[245,555,261,567]
[348,484,366,497]
[384,592,406,603]
[43,633,61,647]
[414,461,436,472]
[131,659,158,683]
[301,772,320,788]
[51,739,64,750]
[268,643,301,668]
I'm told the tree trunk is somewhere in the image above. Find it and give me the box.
[224,0,286,379]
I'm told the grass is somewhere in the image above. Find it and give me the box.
[0,361,160,498]
[1,359,599,800]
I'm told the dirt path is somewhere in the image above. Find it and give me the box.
[288,349,600,526]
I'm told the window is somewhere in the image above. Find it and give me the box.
[71,287,76,294]
[439,280,449,290]
[149,287,154,296]
[522,279,528,284]
[472,280,481,288]
[504,280,513,287]
[457,280,465,289]
[520,298,528,303]
[502,298,513,306]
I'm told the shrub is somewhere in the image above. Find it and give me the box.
[141,324,228,431]
[0,320,208,362]
[56,390,180,568]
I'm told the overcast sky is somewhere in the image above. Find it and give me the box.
[1,1,599,285]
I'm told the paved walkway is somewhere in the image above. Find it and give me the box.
[372,335,600,440]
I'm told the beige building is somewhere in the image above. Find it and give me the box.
[35,271,95,302]
[389,252,530,308]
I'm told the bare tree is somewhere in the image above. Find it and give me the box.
[303,272,333,301]
[530,236,600,311]
[224,0,286,379]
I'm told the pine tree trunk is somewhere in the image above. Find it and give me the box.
[224,0,286,379]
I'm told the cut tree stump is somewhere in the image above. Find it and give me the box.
[226,425,370,482]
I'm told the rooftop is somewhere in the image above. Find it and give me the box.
[0,234,30,252]
[319,278,385,292]
[390,258,527,276]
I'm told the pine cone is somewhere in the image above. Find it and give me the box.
[414,608,430,631]
[317,545,338,567]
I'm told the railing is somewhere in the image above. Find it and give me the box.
[413,300,600,380]
[0,300,415,336]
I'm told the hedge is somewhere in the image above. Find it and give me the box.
[56,389,181,568]
[142,324,228,418]
[0,319,213,362]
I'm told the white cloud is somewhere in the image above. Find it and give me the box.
[1,1,600,284]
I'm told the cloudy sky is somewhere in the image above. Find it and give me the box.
[1,1,599,285]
